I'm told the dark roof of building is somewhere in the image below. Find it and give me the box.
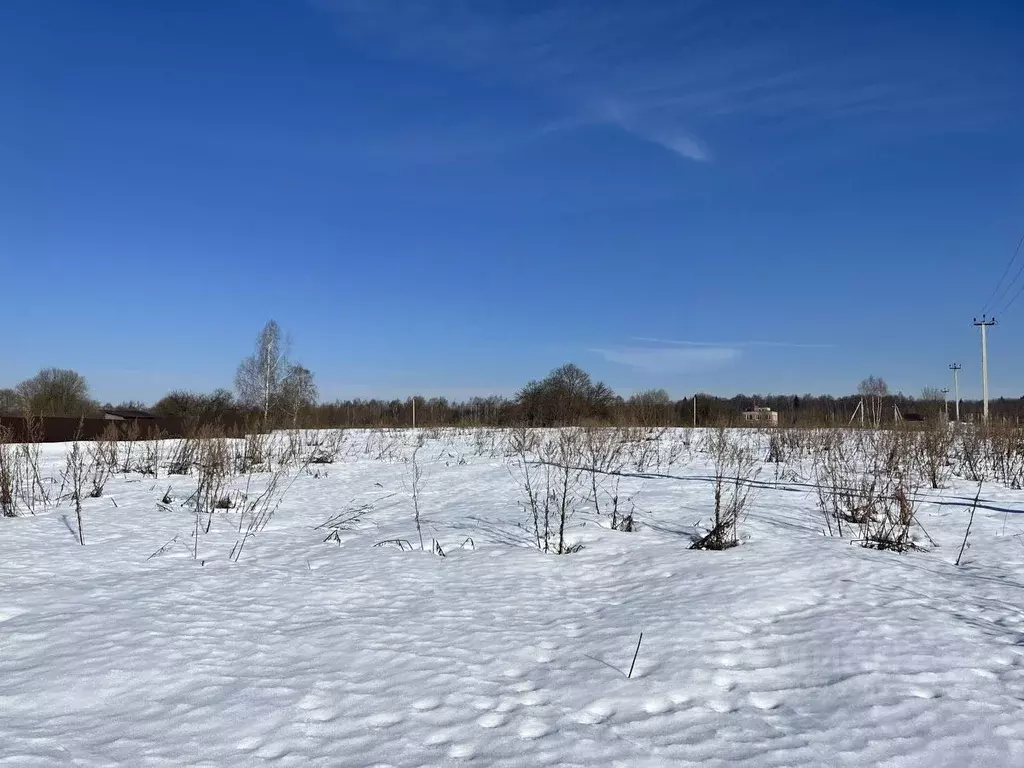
[102,408,157,420]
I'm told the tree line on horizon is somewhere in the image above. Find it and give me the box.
[1,322,1019,428]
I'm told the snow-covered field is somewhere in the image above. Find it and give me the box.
[2,428,1024,767]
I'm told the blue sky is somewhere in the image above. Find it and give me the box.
[2,0,1023,403]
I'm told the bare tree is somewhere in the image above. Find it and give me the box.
[629,389,672,426]
[16,368,96,417]
[857,375,889,427]
[517,363,619,425]
[920,387,944,402]
[235,320,290,423]
[0,388,21,414]
[152,389,234,427]
[280,365,318,426]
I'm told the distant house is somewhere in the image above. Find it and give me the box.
[742,407,779,426]
[102,408,156,422]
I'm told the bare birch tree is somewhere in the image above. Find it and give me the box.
[858,376,889,428]
[280,365,318,426]
[235,320,290,423]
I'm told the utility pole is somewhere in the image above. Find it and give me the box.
[972,316,996,423]
[411,397,416,430]
[692,395,697,428]
[940,387,950,420]
[949,363,961,422]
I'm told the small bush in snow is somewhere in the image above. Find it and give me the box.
[62,441,87,545]
[0,432,19,517]
[509,427,584,555]
[691,428,759,551]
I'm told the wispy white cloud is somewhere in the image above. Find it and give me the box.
[310,1,728,161]
[598,100,711,162]
[632,337,835,349]
[592,345,740,373]
[312,1,1013,164]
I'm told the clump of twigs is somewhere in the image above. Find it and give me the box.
[691,428,760,550]
[915,420,954,490]
[580,427,631,530]
[309,429,347,464]
[63,441,87,545]
[135,429,163,477]
[234,430,270,474]
[0,431,20,517]
[508,427,585,554]
[814,429,930,552]
[167,435,199,475]
[86,440,112,498]
[192,436,231,548]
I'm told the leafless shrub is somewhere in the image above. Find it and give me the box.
[856,480,923,552]
[814,427,929,552]
[505,425,540,457]
[662,430,688,469]
[765,430,787,464]
[626,427,667,472]
[508,429,584,554]
[193,435,231,541]
[508,427,545,549]
[955,424,986,482]
[85,441,112,498]
[691,428,760,550]
[366,427,402,462]
[544,430,584,553]
[14,418,51,514]
[234,430,271,474]
[90,424,119,473]
[468,427,503,458]
[814,432,859,536]
[275,428,307,468]
[136,430,163,477]
[117,420,141,473]
[915,420,954,490]
[472,427,489,456]
[63,441,86,545]
[167,436,199,475]
[0,430,20,517]
[308,429,347,464]
[580,427,630,529]
[986,425,1024,489]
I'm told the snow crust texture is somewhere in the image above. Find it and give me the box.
[2,430,1024,766]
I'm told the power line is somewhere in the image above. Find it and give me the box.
[995,266,1024,316]
[983,228,1024,315]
